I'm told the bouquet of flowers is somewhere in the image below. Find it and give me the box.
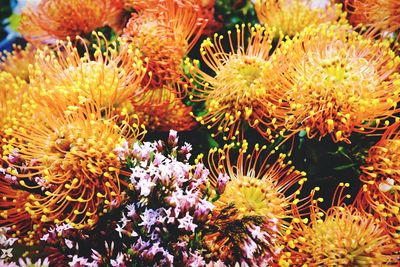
[0,0,399,266]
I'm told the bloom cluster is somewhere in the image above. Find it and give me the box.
[114,131,213,266]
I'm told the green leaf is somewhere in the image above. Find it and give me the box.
[333,163,358,171]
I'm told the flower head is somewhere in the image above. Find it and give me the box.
[19,0,125,44]
[125,0,219,35]
[190,24,282,141]
[204,142,308,264]
[0,72,30,131]
[345,0,400,34]
[254,0,344,36]
[280,203,399,266]
[0,71,37,158]
[123,0,206,89]
[30,32,148,113]
[0,44,36,81]
[130,85,196,132]
[8,106,146,229]
[0,170,40,246]
[357,122,400,237]
[263,22,400,143]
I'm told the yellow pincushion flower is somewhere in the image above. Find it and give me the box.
[254,0,344,36]
[263,22,400,143]
[358,122,400,238]
[8,105,146,229]
[0,71,38,159]
[190,24,282,141]
[280,204,399,266]
[19,0,125,44]
[204,142,309,263]
[0,44,36,82]
[30,33,148,113]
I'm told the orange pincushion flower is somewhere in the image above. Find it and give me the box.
[125,0,218,34]
[189,24,282,142]
[30,33,148,113]
[345,0,400,33]
[263,22,400,143]
[203,142,310,263]
[124,0,159,10]
[123,0,206,89]
[130,85,196,132]
[0,44,36,82]
[8,106,146,229]
[0,170,41,246]
[358,122,400,237]
[191,0,222,35]
[19,0,125,44]
[280,202,399,266]
[254,0,344,36]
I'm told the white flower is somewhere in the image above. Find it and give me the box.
[4,238,17,247]
[126,203,136,218]
[119,213,129,228]
[69,255,89,267]
[178,212,197,232]
[110,253,125,267]
[1,248,12,259]
[115,223,125,238]
[64,239,74,249]
[18,257,49,267]
[137,177,156,197]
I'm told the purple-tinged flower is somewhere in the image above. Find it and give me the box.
[110,253,125,267]
[241,238,258,259]
[18,257,50,267]
[0,260,18,267]
[126,203,136,218]
[153,152,165,166]
[65,239,74,249]
[114,140,129,160]
[139,209,159,232]
[186,250,206,267]
[68,255,89,267]
[206,260,226,267]
[168,130,178,147]
[216,173,229,194]
[180,142,192,160]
